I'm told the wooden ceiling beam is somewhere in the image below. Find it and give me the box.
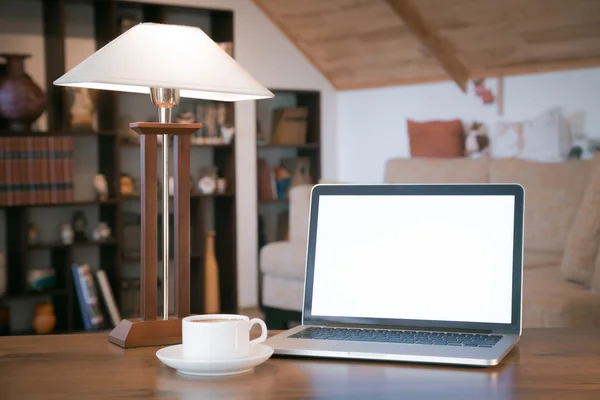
[385,0,469,92]
[469,57,600,80]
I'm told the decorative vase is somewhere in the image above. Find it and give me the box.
[33,302,56,335]
[204,231,220,314]
[0,53,46,131]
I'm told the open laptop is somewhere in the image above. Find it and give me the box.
[265,184,524,367]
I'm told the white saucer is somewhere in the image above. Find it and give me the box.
[156,344,274,377]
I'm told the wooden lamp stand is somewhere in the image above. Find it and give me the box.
[109,122,201,348]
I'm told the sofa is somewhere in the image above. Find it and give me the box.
[259,155,600,329]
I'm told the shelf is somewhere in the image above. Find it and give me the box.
[259,198,289,204]
[0,288,69,302]
[1,199,118,208]
[0,129,116,137]
[28,238,118,250]
[121,192,234,201]
[122,253,202,262]
[120,139,233,149]
[258,143,319,150]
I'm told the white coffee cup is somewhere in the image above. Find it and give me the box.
[182,314,268,360]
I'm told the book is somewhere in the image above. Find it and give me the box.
[26,137,35,205]
[47,136,58,204]
[0,137,5,206]
[95,270,121,328]
[72,264,104,331]
[257,158,276,201]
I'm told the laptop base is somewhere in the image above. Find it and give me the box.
[265,325,519,367]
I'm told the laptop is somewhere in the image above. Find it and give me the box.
[264,184,524,367]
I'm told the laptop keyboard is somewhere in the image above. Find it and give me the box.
[289,327,502,348]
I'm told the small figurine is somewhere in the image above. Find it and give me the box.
[94,174,109,201]
[60,223,74,245]
[93,222,111,241]
[68,87,97,129]
[168,176,175,196]
[197,167,217,195]
[216,178,227,194]
[71,211,88,242]
[28,223,40,245]
[176,111,196,124]
[220,126,235,145]
[119,174,136,196]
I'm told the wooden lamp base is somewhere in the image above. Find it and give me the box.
[108,317,183,348]
[108,122,200,349]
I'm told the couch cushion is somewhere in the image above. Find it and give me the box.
[262,274,304,311]
[384,157,490,184]
[407,119,465,158]
[524,251,562,270]
[260,241,306,280]
[561,153,600,285]
[592,248,600,293]
[289,185,313,245]
[523,265,600,328]
[489,158,590,254]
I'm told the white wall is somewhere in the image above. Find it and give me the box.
[0,0,337,309]
[337,68,600,183]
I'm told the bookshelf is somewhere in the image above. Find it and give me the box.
[255,89,321,308]
[0,0,238,335]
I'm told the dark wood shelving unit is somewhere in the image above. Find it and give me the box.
[1,288,69,302]
[0,129,117,137]
[28,239,118,250]
[255,89,321,309]
[0,0,238,335]
[259,199,289,204]
[120,140,235,149]
[2,199,118,208]
[258,143,320,150]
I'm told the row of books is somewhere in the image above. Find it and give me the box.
[72,264,162,330]
[72,264,120,331]
[0,137,74,206]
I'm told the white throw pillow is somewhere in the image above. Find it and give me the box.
[489,122,523,159]
[519,108,571,162]
[490,108,572,162]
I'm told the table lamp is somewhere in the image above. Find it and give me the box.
[54,23,273,348]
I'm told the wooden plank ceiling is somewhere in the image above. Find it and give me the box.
[253,0,600,90]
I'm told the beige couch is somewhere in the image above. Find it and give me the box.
[260,155,600,328]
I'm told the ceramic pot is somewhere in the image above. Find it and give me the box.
[0,53,46,131]
[204,231,220,314]
[33,302,56,335]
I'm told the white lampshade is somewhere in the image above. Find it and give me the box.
[54,23,273,101]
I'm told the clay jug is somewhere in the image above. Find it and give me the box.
[204,231,220,313]
[33,302,56,335]
[0,53,46,131]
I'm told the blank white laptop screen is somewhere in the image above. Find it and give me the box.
[310,195,515,324]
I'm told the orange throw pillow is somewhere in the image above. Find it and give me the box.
[408,119,465,158]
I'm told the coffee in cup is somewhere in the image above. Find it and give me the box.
[182,314,268,360]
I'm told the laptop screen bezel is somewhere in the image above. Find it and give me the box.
[301,184,524,335]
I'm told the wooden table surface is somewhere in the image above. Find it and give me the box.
[1,328,599,400]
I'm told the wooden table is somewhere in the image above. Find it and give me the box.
[1,329,599,399]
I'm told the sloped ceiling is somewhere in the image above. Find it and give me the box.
[253,0,600,90]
